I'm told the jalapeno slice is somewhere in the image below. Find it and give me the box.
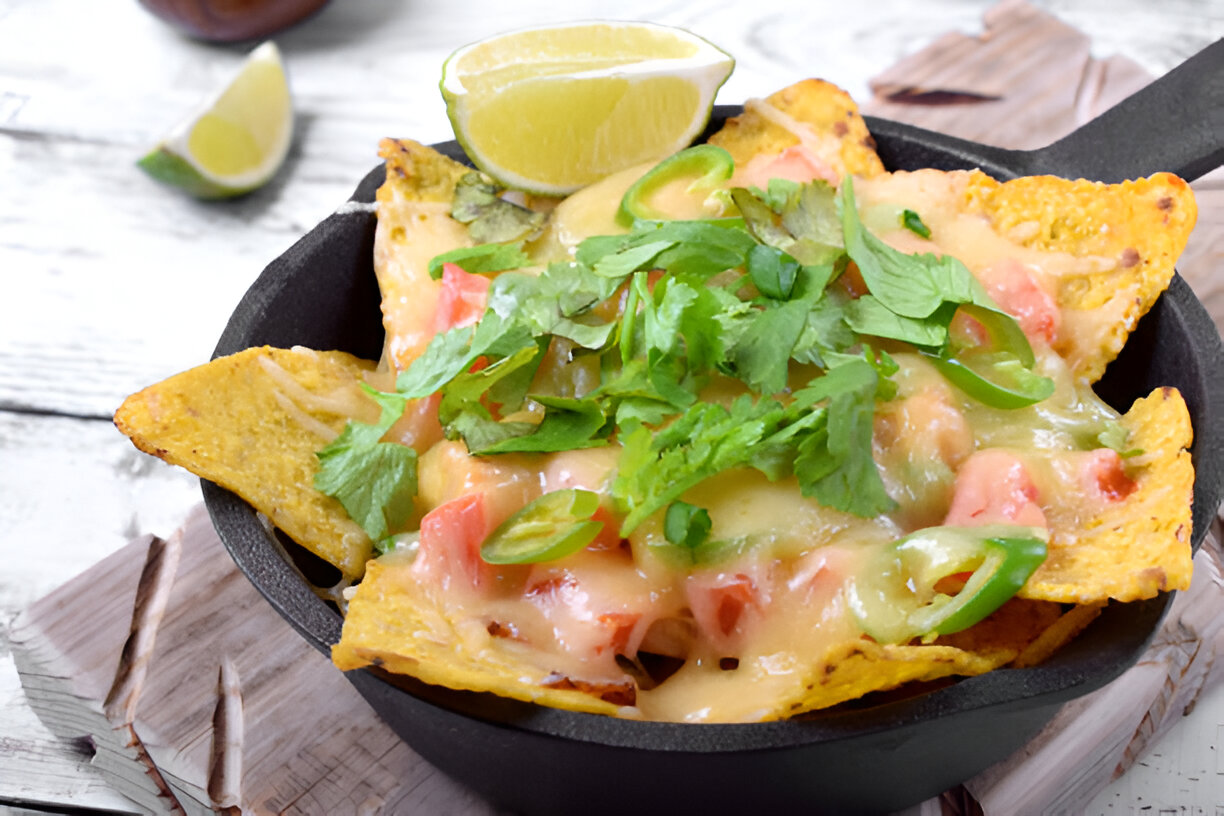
[617,144,735,226]
[848,524,1049,644]
[926,304,1054,409]
[480,489,604,564]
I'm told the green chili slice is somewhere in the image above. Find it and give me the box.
[617,144,735,226]
[848,524,1049,644]
[480,489,604,564]
[928,303,1054,409]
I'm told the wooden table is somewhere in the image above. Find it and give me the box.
[2,0,1222,812]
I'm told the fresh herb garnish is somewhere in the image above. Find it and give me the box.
[451,171,546,243]
[319,166,1057,550]
[901,208,931,238]
[427,243,532,279]
[314,386,418,543]
[664,500,713,559]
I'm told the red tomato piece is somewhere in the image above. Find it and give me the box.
[1078,448,1137,502]
[412,492,494,592]
[978,259,1061,345]
[525,569,645,659]
[736,145,839,189]
[943,449,1048,528]
[685,572,764,648]
[434,262,491,332]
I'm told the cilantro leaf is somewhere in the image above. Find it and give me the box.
[451,172,545,243]
[477,395,609,454]
[314,386,417,542]
[395,311,535,399]
[732,298,812,394]
[901,209,932,238]
[664,501,713,558]
[790,360,896,517]
[613,395,788,534]
[593,239,674,279]
[845,295,952,347]
[427,243,532,279]
[747,244,800,300]
[839,177,985,318]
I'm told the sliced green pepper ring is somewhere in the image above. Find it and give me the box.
[848,524,1049,645]
[480,489,604,564]
[927,304,1054,409]
[931,353,1056,409]
[617,144,735,226]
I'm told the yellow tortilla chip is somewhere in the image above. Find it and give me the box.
[1021,387,1194,603]
[377,137,472,205]
[333,560,625,716]
[1012,603,1105,669]
[934,597,1065,656]
[373,139,475,371]
[114,346,379,580]
[780,597,1066,717]
[783,639,1014,717]
[964,171,1197,382]
[708,78,886,180]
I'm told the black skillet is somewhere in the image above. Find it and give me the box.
[204,39,1224,816]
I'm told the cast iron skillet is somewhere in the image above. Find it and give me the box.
[204,40,1224,816]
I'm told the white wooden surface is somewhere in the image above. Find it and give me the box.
[1,0,1222,813]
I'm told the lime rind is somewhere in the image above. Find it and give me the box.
[138,41,293,200]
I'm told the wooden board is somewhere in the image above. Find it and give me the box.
[11,507,494,816]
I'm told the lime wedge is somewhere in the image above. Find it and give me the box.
[138,41,293,199]
[441,21,734,195]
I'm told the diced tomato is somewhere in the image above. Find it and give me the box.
[978,259,1061,345]
[411,493,494,592]
[685,572,765,648]
[584,505,627,552]
[596,612,641,655]
[434,262,491,332]
[837,261,869,298]
[735,145,839,189]
[943,449,1048,528]
[525,567,645,659]
[786,546,850,608]
[1077,448,1137,502]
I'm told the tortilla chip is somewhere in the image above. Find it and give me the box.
[114,346,379,580]
[333,560,625,716]
[1020,387,1194,603]
[374,139,475,371]
[377,137,472,205]
[934,597,1065,656]
[708,78,886,180]
[783,638,1013,717]
[964,171,1197,382]
[1012,603,1105,669]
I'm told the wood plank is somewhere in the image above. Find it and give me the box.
[9,508,496,816]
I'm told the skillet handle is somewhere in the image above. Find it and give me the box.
[1026,38,1224,183]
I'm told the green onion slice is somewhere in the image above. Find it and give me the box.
[848,524,1049,644]
[480,489,604,564]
